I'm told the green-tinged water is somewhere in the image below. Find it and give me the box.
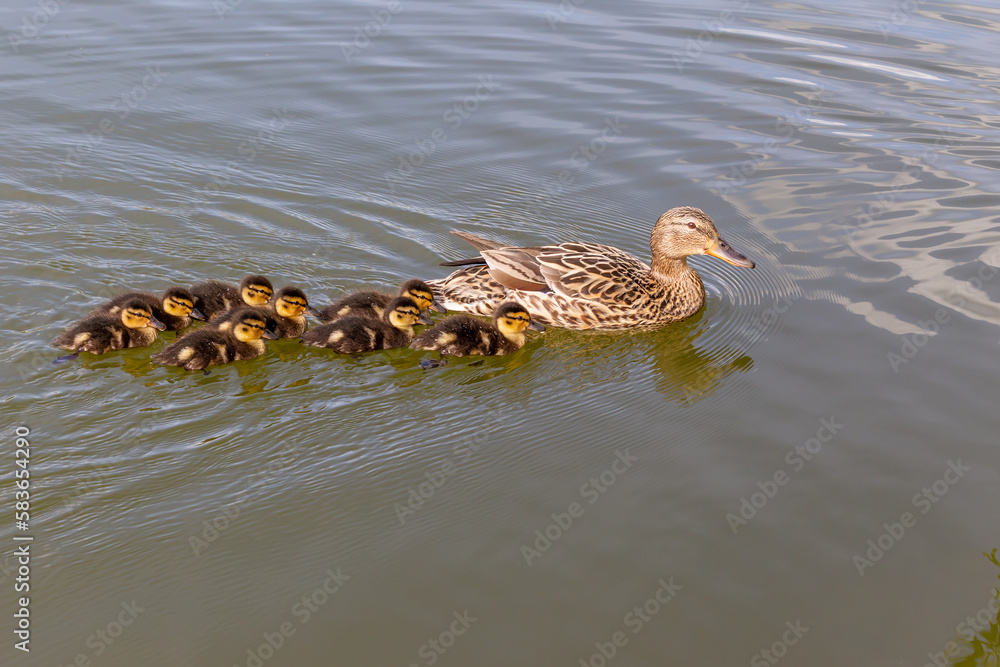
[2,0,999,665]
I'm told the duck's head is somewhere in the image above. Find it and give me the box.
[162,287,205,321]
[400,279,446,313]
[120,299,166,330]
[494,302,545,335]
[274,286,322,319]
[239,275,274,306]
[232,311,278,342]
[385,296,433,332]
[650,206,754,269]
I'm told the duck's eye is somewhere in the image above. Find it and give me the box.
[687,222,697,229]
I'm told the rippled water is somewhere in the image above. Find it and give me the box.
[3,0,1000,665]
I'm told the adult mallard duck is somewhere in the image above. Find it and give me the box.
[427,206,755,330]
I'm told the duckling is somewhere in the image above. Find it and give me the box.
[90,286,206,331]
[410,301,544,358]
[317,279,445,322]
[52,298,166,360]
[152,308,277,371]
[213,286,322,338]
[190,275,274,320]
[302,296,431,353]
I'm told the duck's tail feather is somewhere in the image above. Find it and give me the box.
[440,257,488,267]
[450,230,510,251]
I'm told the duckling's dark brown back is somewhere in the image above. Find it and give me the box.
[190,280,240,320]
[411,314,513,357]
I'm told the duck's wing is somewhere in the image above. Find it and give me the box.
[477,246,548,291]
[486,242,652,307]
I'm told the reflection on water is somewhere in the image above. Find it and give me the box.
[3,0,1000,664]
[540,310,753,405]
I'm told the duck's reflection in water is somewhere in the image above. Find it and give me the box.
[533,310,753,405]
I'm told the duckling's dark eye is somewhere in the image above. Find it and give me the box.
[687,222,697,229]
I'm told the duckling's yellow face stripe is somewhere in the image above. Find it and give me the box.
[164,297,194,317]
[123,308,152,327]
[406,290,433,308]
[236,318,268,339]
[390,306,421,325]
[243,285,273,305]
[500,312,531,331]
[276,296,307,317]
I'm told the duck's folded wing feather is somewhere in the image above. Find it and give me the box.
[480,247,548,291]
[534,243,652,306]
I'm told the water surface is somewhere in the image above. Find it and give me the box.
[2,0,999,665]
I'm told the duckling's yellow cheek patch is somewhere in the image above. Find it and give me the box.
[177,347,194,362]
[167,299,193,316]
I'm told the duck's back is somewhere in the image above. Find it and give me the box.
[91,291,157,317]
[52,315,129,354]
[153,328,233,370]
[190,281,240,319]
[317,290,391,322]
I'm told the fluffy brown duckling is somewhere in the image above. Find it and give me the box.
[317,279,445,322]
[190,274,274,320]
[410,301,543,358]
[152,308,277,371]
[90,286,205,331]
[302,296,431,353]
[52,298,166,360]
[212,286,321,338]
